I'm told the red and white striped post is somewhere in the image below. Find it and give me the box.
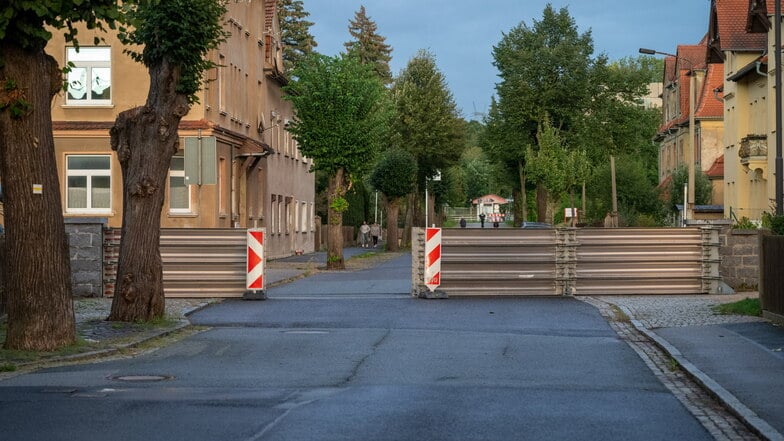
[424,227,441,292]
[243,228,267,300]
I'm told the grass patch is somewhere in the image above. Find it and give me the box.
[609,305,631,323]
[713,298,762,317]
[0,363,16,372]
[352,251,380,259]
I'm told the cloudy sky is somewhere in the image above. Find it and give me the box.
[303,0,710,119]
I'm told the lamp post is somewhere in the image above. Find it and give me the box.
[640,47,696,222]
[776,2,783,214]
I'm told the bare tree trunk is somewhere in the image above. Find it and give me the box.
[108,61,190,322]
[385,198,401,252]
[0,43,75,350]
[518,160,527,225]
[536,183,548,222]
[326,168,346,269]
[402,192,414,248]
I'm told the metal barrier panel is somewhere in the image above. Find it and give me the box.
[160,228,248,298]
[104,228,248,298]
[438,229,559,296]
[424,227,716,297]
[574,228,704,295]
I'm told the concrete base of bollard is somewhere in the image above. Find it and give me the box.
[414,287,448,299]
[242,290,268,300]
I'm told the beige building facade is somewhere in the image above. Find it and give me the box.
[44,1,314,258]
[709,0,777,222]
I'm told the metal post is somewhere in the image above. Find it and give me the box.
[424,180,428,228]
[688,72,696,220]
[776,1,783,214]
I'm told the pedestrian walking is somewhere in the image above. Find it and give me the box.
[459,217,467,228]
[370,222,381,247]
[479,213,486,228]
[359,221,371,248]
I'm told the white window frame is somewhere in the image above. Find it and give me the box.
[168,155,191,214]
[65,47,112,106]
[65,154,112,214]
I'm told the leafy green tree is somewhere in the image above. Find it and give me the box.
[370,149,417,251]
[0,0,125,350]
[344,6,393,84]
[586,154,663,226]
[489,4,608,222]
[285,53,390,268]
[108,0,228,322]
[481,97,530,224]
[392,50,464,231]
[277,0,317,73]
[525,116,591,223]
[667,164,712,212]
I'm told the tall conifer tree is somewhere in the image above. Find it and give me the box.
[277,0,317,72]
[344,6,393,84]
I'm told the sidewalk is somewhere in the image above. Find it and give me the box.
[596,294,784,441]
[0,246,383,373]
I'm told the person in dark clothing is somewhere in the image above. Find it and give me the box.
[479,213,486,228]
[459,218,467,228]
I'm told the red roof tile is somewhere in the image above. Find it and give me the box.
[695,63,725,118]
[709,0,767,58]
[706,154,725,178]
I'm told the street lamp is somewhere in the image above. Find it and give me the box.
[775,2,783,214]
[640,47,696,222]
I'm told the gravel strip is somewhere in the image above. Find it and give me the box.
[593,293,766,329]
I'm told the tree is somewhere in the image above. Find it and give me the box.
[370,149,417,251]
[277,0,317,73]
[667,164,712,212]
[526,116,591,224]
[344,6,393,84]
[0,1,124,350]
[392,50,464,232]
[285,53,390,269]
[489,4,605,222]
[481,97,530,224]
[108,0,227,322]
[586,154,664,226]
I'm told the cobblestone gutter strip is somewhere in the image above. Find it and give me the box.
[582,297,763,441]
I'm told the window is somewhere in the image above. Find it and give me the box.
[169,155,191,213]
[66,155,111,213]
[66,47,111,105]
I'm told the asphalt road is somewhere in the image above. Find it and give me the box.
[0,254,714,440]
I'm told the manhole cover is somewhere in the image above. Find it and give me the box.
[110,375,173,382]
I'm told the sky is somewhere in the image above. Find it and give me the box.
[303,0,711,119]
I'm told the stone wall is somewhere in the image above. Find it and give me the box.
[719,227,760,291]
[65,218,106,297]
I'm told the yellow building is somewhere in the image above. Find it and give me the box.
[709,0,775,222]
[44,1,314,258]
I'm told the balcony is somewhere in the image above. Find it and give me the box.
[739,134,768,178]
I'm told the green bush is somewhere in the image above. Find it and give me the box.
[762,212,784,235]
[732,216,757,230]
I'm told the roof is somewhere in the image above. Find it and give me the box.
[472,194,508,205]
[706,154,725,178]
[695,63,725,118]
[708,0,767,62]
[748,0,784,32]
